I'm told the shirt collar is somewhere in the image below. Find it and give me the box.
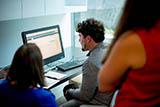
[86,42,103,56]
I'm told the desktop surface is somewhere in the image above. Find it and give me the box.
[0,47,87,90]
[43,46,88,72]
[45,66,82,90]
[43,46,88,89]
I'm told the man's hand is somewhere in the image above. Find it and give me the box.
[63,84,77,101]
[64,89,72,101]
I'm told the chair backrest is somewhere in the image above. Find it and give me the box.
[110,90,119,107]
[80,90,119,107]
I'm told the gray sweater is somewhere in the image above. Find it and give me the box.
[69,42,113,106]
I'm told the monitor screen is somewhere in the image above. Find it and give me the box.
[22,25,65,65]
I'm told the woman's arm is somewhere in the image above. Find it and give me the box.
[98,31,146,92]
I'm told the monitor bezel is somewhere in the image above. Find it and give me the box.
[21,25,65,65]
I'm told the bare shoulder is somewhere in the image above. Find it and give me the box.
[119,30,140,44]
[117,30,146,69]
[98,31,146,92]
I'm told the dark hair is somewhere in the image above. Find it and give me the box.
[102,0,160,63]
[76,18,105,43]
[6,43,45,89]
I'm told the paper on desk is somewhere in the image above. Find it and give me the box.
[44,77,60,89]
[45,71,66,79]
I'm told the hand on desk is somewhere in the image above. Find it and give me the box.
[63,84,77,101]
[64,89,72,101]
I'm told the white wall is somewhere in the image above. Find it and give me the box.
[0,13,71,67]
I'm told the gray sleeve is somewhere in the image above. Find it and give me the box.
[69,60,99,102]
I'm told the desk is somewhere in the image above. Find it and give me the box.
[0,47,88,90]
[46,47,88,90]
[47,66,82,90]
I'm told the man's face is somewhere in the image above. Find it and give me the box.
[79,33,89,51]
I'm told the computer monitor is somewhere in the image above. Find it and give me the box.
[22,25,65,65]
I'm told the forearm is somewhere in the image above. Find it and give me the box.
[68,87,94,101]
[68,74,97,101]
[68,61,99,101]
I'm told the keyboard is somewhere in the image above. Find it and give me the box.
[56,59,85,71]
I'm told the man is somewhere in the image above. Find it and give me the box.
[60,18,113,107]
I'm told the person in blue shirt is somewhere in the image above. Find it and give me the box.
[0,43,57,107]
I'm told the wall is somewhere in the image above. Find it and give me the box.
[0,13,71,67]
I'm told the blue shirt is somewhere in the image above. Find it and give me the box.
[0,80,57,107]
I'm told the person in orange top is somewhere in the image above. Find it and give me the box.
[98,0,160,106]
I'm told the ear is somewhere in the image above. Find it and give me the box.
[86,35,92,42]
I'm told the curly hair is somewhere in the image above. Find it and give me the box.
[76,18,105,43]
